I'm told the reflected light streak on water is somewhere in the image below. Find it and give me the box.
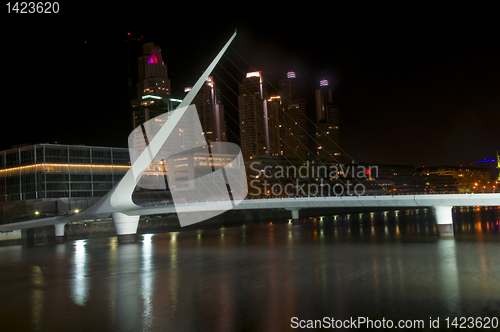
[31,265,45,329]
[169,231,179,321]
[438,239,459,312]
[71,240,88,306]
[141,234,154,331]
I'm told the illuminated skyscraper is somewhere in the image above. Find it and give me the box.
[131,42,172,130]
[191,76,227,144]
[315,79,341,161]
[280,71,298,101]
[239,71,280,159]
[278,71,309,159]
[137,42,170,98]
[315,79,332,122]
[266,95,283,155]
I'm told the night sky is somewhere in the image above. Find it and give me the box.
[1,6,499,167]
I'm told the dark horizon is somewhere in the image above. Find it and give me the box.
[2,7,499,168]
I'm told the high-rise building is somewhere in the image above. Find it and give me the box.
[315,79,331,122]
[278,71,309,159]
[266,95,283,156]
[137,42,170,99]
[280,71,298,101]
[191,76,227,144]
[239,71,280,159]
[131,42,172,130]
[314,79,341,161]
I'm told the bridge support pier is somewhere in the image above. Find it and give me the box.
[433,206,454,237]
[54,223,65,244]
[112,212,140,244]
[286,208,301,221]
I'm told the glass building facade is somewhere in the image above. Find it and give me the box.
[0,144,130,201]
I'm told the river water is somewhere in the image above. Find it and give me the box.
[1,207,500,331]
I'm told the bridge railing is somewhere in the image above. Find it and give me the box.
[245,190,499,200]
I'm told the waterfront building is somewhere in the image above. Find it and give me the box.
[477,155,500,181]
[415,173,459,193]
[239,71,280,159]
[0,144,130,202]
[339,164,458,194]
[314,79,341,161]
[278,71,309,159]
[267,95,284,157]
[421,166,494,192]
[191,76,228,144]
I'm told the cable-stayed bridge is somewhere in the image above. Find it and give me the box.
[1,31,499,243]
[1,191,499,240]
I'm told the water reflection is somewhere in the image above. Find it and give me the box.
[71,239,88,306]
[2,207,500,330]
[169,232,179,320]
[141,234,154,331]
[31,265,45,327]
[108,237,118,324]
[438,239,459,312]
[115,241,142,330]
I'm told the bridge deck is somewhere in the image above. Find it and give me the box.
[124,193,500,216]
[1,193,499,233]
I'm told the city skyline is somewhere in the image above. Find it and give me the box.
[2,8,499,168]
